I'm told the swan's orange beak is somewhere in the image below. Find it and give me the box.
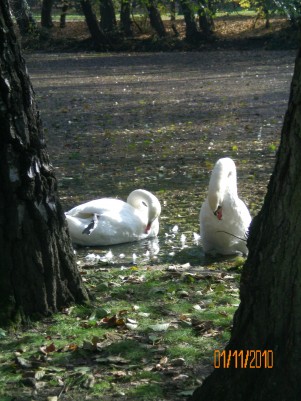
[145,222,152,233]
[214,206,223,220]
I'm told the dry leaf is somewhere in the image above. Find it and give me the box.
[16,356,32,368]
[149,322,170,332]
[40,343,56,354]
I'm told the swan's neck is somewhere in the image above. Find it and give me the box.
[208,161,237,212]
[127,190,161,229]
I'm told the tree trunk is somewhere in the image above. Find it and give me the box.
[41,0,54,28]
[146,0,166,38]
[120,0,133,36]
[11,0,36,35]
[99,0,117,32]
[60,3,68,28]
[80,0,109,47]
[197,0,214,36]
[178,0,200,42]
[191,43,301,401]
[0,0,89,326]
[170,0,179,37]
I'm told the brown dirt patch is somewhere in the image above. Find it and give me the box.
[25,48,296,241]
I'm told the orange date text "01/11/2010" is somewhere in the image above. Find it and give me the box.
[213,350,274,369]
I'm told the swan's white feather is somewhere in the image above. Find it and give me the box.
[199,158,251,255]
[66,190,160,246]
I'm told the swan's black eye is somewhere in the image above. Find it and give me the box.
[142,201,148,207]
[214,205,221,216]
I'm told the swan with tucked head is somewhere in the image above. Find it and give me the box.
[65,189,161,246]
[199,157,251,255]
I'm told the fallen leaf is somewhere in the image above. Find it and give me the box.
[81,374,95,389]
[112,370,127,377]
[16,356,32,368]
[170,358,185,366]
[159,356,168,365]
[149,322,170,332]
[40,343,56,355]
[125,322,138,330]
[101,315,126,327]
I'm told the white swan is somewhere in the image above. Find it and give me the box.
[199,157,251,255]
[65,189,161,246]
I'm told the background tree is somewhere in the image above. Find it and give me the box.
[99,0,117,32]
[11,0,36,35]
[170,0,179,36]
[0,0,89,325]
[197,0,214,36]
[145,0,167,37]
[178,0,201,41]
[60,2,69,28]
[80,0,109,47]
[191,32,301,401]
[41,0,54,27]
[120,0,133,36]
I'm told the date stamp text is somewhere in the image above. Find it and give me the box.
[214,349,274,368]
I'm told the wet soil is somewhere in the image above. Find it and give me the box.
[25,48,296,263]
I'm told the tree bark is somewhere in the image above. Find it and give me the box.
[80,0,109,47]
[41,0,54,28]
[0,0,89,325]
[11,0,36,35]
[178,0,200,42]
[99,0,117,32]
[170,0,179,37]
[146,0,166,38]
[120,0,133,36]
[191,42,301,401]
[60,3,68,28]
[197,0,214,36]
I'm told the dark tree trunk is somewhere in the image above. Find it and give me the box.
[170,0,179,37]
[99,0,117,32]
[191,42,301,401]
[120,0,133,36]
[146,0,166,38]
[41,0,54,28]
[80,0,109,47]
[178,0,200,42]
[197,0,214,36]
[0,0,89,326]
[11,0,36,35]
[60,3,68,28]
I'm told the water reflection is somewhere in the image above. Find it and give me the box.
[74,222,207,268]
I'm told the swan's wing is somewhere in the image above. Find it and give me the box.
[232,198,252,231]
[66,198,125,218]
[82,213,99,235]
[199,197,251,255]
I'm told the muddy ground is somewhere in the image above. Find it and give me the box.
[26,49,295,242]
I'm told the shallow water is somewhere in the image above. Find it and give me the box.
[74,219,207,268]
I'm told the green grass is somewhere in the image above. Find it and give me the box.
[30,8,264,23]
[0,258,243,399]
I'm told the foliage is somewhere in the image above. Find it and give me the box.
[238,0,301,23]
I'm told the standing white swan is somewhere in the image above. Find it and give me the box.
[199,157,251,255]
[65,189,161,246]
